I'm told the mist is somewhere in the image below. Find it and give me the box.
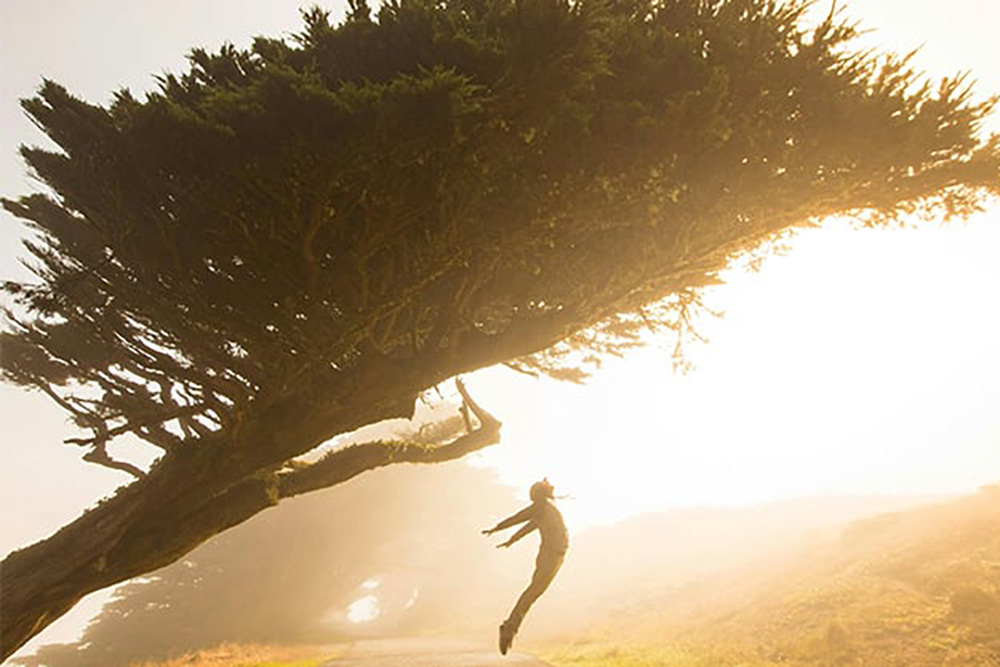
[18,445,979,667]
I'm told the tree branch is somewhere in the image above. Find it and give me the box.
[63,403,205,450]
[277,378,500,499]
[81,446,147,479]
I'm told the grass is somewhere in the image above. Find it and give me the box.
[126,642,347,667]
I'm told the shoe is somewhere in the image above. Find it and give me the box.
[499,621,515,655]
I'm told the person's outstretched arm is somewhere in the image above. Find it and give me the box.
[482,505,535,535]
[497,520,538,548]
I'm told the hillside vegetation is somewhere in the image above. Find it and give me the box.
[540,484,1000,666]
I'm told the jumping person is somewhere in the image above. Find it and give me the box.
[482,478,569,655]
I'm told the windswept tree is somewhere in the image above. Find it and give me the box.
[2,0,997,657]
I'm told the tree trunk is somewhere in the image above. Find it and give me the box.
[1,377,501,660]
[1,455,278,659]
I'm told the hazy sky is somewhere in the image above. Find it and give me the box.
[2,0,999,659]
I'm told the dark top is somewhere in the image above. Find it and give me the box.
[493,499,569,554]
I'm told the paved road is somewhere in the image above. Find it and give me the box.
[319,638,553,666]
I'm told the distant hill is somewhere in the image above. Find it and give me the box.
[692,484,1000,666]
[527,493,934,637]
[537,484,1000,666]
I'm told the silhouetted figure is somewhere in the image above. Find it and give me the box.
[482,478,569,655]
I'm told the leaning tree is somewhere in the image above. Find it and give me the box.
[2,0,997,657]
[16,464,520,667]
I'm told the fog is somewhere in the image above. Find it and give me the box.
[15,446,952,667]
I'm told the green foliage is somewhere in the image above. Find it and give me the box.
[3,0,997,476]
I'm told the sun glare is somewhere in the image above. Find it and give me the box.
[468,216,1000,530]
[346,595,380,624]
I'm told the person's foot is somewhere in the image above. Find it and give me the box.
[499,621,515,655]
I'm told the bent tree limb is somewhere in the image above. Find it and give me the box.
[278,379,501,498]
[0,380,500,660]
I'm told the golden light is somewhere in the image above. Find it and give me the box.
[466,215,1000,531]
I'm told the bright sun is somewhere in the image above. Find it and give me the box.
[466,216,1000,530]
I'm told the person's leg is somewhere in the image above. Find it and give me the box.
[504,550,565,634]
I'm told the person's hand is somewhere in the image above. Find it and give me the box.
[482,527,496,536]
[496,540,512,549]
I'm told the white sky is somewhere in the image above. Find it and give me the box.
[1,0,999,659]
[467,217,1000,527]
